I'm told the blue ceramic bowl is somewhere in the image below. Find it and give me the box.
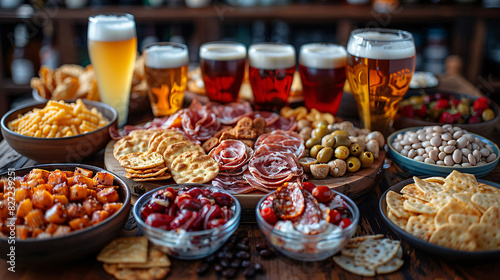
[379,177,500,262]
[388,127,499,178]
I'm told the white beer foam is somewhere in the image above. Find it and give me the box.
[347,31,415,60]
[145,45,189,69]
[299,43,346,69]
[88,15,135,42]
[200,43,246,61]
[248,43,296,70]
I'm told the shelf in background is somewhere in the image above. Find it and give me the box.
[2,80,32,94]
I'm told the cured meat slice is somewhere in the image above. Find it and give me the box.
[292,190,330,235]
[182,100,220,141]
[209,140,253,172]
[212,101,253,125]
[272,184,305,220]
[254,130,304,158]
[249,146,303,180]
[212,175,255,194]
[218,164,248,176]
[243,172,304,193]
[250,111,280,126]
[267,116,297,132]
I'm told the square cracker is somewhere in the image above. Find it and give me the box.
[429,224,477,251]
[443,170,479,193]
[414,177,443,194]
[387,209,409,230]
[118,246,171,269]
[333,255,375,277]
[103,263,170,280]
[170,150,219,184]
[403,198,436,215]
[354,238,401,270]
[97,237,148,264]
[345,234,384,249]
[406,215,436,242]
[386,191,412,219]
[163,140,205,167]
[480,205,500,227]
[480,184,500,195]
[434,199,476,228]
[401,184,432,202]
[468,224,500,251]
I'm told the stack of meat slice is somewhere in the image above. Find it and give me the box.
[243,130,305,192]
[210,139,255,194]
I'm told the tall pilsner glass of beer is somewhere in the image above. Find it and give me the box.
[200,42,246,103]
[88,13,137,127]
[299,43,347,115]
[346,28,415,133]
[248,43,295,111]
[143,42,188,116]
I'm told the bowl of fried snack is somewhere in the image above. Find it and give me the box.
[1,99,117,163]
[379,170,500,261]
[0,164,131,264]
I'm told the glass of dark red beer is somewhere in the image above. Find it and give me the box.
[199,41,247,103]
[248,43,296,111]
[298,43,347,115]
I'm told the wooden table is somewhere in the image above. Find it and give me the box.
[1,76,500,280]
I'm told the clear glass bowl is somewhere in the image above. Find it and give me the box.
[132,184,241,260]
[255,189,359,261]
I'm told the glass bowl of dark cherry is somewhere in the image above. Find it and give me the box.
[133,184,241,260]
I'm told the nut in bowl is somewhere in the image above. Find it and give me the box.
[132,184,241,260]
[388,125,499,178]
[256,182,359,261]
[1,99,117,163]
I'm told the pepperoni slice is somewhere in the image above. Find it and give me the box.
[292,190,329,235]
[272,184,305,220]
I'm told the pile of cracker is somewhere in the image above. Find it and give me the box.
[97,237,171,280]
[114,129,219,184]
[333,234,404,277]
[387,170,500,251]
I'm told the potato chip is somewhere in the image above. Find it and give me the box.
[406,215,436,241]
[97,237,148,264]
[52,76,79,100]
[429,224,476,251]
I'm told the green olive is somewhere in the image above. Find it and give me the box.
[321,134,336,148]
[359,152,374,168]
[316,147,334,163]
[350,143,362,157]
[331,130,349,137]
[313,126,328,139]
[326,124,335,134]
[346,157,361,172]
[334,146,350,160]
[333,135,352,148]
[310,145,324,159]
[482,108,495,122]
[316,120,329,128]
[306,137,321,149]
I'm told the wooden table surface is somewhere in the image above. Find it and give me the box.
[1,75,500,280]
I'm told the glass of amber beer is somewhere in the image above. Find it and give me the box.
[200,42,246,103]
[346,28,416,133]
[299,43,347,115]
[88,13,137,127]
[143,42,188,116]
[248,43,296,111]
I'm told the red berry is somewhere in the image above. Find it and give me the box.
[439,112,455,124]
[434,99,450,110]
[451,112,462,123]
[451,99,461,107]
[415,104,427,118]
[339,218,352,229]
[469,115,482,124]
[302,182,316,193]
[329,209,341,224]
[260,207,278,225]
[473,97,489,112]
[312,186,333,203]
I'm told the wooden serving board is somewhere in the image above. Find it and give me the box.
[104,140,385,210]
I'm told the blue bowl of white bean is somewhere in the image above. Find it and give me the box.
[388,125,499,178]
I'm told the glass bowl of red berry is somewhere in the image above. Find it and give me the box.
[255,181,359,261]
[133,184,241,260]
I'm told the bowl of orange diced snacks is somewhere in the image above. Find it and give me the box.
[1,99,117,163]
[0,164,131,264]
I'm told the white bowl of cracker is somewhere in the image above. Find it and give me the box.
[380,170,500,261]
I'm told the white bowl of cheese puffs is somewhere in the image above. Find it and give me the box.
[1,99,117,163]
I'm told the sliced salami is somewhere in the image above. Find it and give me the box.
[272,184,305,220]
[292,190,329,235]
[209,140,253,172]
[267,116,297,132]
